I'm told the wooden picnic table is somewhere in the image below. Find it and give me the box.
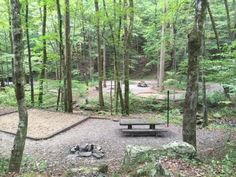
[119,118,167,136]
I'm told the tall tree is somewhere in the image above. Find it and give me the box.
[224,0,232,40]
[94,0,105,109]
[207,1,220,49]
[8,0,28,173]
[64,0,73,112]
[38,3,47,106]
[56,0,64,111]
[233,0,236,39]
[25,0,34,105]
[159,0,167,90]
[183,0,207,148]
[123,0,134,115]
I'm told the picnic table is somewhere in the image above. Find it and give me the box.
[119,118,167,136]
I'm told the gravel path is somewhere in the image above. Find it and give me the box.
[0,118,230,175]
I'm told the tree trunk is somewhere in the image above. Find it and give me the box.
[95,0,105,109]
[233,0,236,40]
[103,39,107,88]
[56,0,64,111]
[123,0,134,115]
[202,76,208,127]
[8,0,28,173]
[224,0,232,40]
[159,0,167,90]
[25,0,34,106]
[183,0,207,149]
[6,0,14,83]
[38,4,47,106]
[207,1,220,49]
[64,0,73,113]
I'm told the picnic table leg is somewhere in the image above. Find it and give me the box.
[128,125,132,129]
[150,125,155,129]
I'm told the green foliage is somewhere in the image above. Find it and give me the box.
[80,93,167,113]
[0,155,47,176]
[208,142,236,176]
[0,157,9,175]
[207,91,227,106]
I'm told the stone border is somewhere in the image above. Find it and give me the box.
[0,110,18,116]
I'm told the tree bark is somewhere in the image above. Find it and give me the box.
[95,0,105,109]
[183,0,207,149]
[8,0,28,173]
[64,0,73,112]
[25,0,34,106]
[38,4,47,106]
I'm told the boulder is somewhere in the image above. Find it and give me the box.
[123,145,155,164]
[122,142,196,176]
[163,141,196,158]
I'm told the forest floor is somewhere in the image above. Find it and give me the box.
[0,110,234,176]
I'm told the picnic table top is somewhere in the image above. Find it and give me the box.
[119,118,165,126]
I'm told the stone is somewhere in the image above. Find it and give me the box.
[92,152,105,159]
[213,113,222,119]
[123,145,155,164]
[70,145,80,153]
[163,141,196,158]
[77,151,92,157]
[96,146,102,151]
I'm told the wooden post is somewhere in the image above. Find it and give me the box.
[167,90,170,127]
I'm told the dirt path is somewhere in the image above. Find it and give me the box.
[83,80,224,102]
[0,118,231,175]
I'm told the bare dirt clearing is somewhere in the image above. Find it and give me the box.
[0,109,88,140]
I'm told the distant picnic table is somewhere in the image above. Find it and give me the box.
[119,118,167,136]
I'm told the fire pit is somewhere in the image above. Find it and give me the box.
[70,144,105,159]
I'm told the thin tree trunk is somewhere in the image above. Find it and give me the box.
[124,0,134,115]
[56,0,64,111]
[95,0,105,109]
[103,39,107,87]
[159,0,166,90]
[207,2,220,49]
[183,0,207,149]
[202,76,208,127]
[38,4,47,106]
[25,0,34,106]
[233,0,236,40]
[64,0,73,112]
[8,0,28,173]
[6,0,14,83]
[224,0,232,40]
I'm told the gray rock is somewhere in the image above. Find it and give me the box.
[163,141,196,157]
[123,145,155,164]
[77,151,92,157]
[92,152,105,159]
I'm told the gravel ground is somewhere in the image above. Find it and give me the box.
[0,109,88,139]
[0,118,231,175]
